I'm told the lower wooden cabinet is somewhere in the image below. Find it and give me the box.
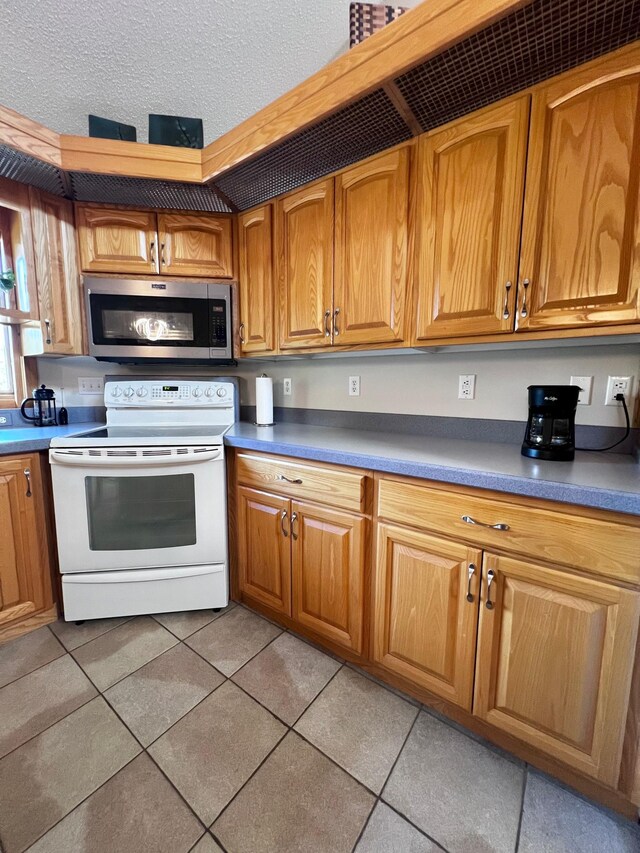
[292,501,365,653]
[474,553,640,785]
[237,486,291,615]
[0,454,55,637]
[373,524,481,710]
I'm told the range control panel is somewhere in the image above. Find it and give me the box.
[104,379,235,407]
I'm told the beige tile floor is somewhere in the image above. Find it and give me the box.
[1,603,639,853]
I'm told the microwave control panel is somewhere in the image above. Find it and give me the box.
[104,379,235,407]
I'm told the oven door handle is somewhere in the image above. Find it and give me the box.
[49,448,223,467]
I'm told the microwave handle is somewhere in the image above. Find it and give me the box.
[49,448,223,467]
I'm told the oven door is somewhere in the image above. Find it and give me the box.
[49,446,227,573]
[85,278,232,360]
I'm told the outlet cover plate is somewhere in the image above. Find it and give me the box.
[349,376,360,397]
[283,378,292,396]
[458,374,476,400]
[571,375,593,405]
[605,375,633,406]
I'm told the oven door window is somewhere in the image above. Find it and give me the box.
[85,474,196,550]
[89,294,210,349]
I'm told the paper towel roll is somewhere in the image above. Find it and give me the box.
[255,375,274,426]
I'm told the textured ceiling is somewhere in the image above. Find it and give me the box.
[0,0,420,145]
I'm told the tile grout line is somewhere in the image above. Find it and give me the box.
[0,628,66,691]
[514,765,529,853]
[49,615,135,652]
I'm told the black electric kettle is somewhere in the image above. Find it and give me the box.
[20,384,58,427]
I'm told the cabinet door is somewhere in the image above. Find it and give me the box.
[237,487,291,616]
[30,190,84,355]
[474,553,640,785]
[76,205,158,274]
[518,59,640,329]
[158,213,233,278]
[334,148,410,345]
[0,455,53,630]
[373,524,481,710]
[238,204,276,353]
[291,501,365,653]
[277,179,334,350]
[415,97,529,340]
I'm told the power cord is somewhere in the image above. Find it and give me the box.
[576,393,631,452]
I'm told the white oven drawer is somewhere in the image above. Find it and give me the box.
[62,563,228,621]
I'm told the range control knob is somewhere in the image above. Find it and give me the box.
[192,386,202,398]
[204,386,215,398]
[111,386,123,398]
[123,386,135,399]
[136,387,148,398]
[216,388,226,397]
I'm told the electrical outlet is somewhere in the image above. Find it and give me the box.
[78,377,104,395]
[283,378,292,396]
[0,413,11,426]
[458,374,476,400]
[349,376,360,397]
[570,375,593,405]
[605,375,633,406]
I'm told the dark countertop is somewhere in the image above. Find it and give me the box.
[224,423,640,516]
[0,422,105,455]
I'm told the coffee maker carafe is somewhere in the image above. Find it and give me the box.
[521,385,580,461]
[20,384,58,427]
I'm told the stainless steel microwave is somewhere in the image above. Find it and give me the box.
[84,278,235,364]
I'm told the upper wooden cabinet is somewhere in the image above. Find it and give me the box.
[76,206,157,274]
[30,190,84,355]
[415,98,529,340]
[0,454,55,636]
[518,58,640,330]
[474,553,640,785]
[76,204,234,278]
[238,204,276,354]
[334,148,411,345]
[277,179,334,350]
[157,213,233,278]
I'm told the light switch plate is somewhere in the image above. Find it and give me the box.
[78,377,104,395]
[570,375,593,405]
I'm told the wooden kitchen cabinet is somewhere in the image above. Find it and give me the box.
[76,205,158,274]
[517,56,640,330]
[474,553,640,786]
[292,501,365,653]
[373,523,481,710]
[238,204,276,354]
[334,147,411,345]
[0,454,55,639]
[157,212,233,278]
[277,179,334,350]
[237,486,291,616]
[414,97,529,340]
[30,190,84,354]
[76,204,233,278]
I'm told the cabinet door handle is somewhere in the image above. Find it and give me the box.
[280,509,289,537]
[160,243,166,266]
[44,318,52,345]
[485,569,496,610]
[502,281,512,320]
[333,307,340,336]
[239,323,246,344]
[324,309,331,337]
[150,241,156,264]
[276,474,303,484]
[466,563,476,602]
[520,278,530,318]
[24,468,32,498]
[461,515,509,531]
[291,511,298,540]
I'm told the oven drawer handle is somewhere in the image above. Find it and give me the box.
[461,515,509,531]
[49,448,222,467]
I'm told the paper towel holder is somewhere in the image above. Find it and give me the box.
[255,373,275,427]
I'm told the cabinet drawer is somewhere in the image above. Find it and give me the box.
[377,477,640,584]
[236,452,367,513]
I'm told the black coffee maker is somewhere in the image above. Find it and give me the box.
[521,385,580,461]
[20,384,58,427]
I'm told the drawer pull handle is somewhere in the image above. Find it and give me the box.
[24,468,32,498]
[486,569,496,610]
[324,309,331,337]
[276,474,303,484]
[291,511,298,540]
[461,515,509,531]
[466,563,475,602]
[280,509,289,537]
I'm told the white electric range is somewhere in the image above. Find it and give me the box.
[49,377,237,621]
